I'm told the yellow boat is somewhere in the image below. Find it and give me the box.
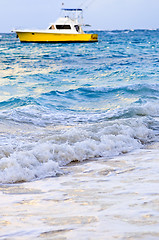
[13,8,98,43]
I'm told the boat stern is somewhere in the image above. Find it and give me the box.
[90,34,98,42]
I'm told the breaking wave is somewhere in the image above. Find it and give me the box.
[0,115,156,183]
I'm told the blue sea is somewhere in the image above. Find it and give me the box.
[0,30,159,239]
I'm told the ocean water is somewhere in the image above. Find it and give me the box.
[0,30,159,239]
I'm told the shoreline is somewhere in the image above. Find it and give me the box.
[1,147,159,239]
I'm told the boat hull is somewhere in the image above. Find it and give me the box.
[16,32,98,43]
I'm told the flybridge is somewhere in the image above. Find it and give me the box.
[61,8,84,25]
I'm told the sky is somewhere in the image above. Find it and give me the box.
[0,0,159,32]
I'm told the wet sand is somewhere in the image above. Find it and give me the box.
[0,147,159,240]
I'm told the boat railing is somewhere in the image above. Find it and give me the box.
[61,8,84,25]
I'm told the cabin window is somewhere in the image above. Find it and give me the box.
[74,25,80,32]
[56,25,71,30]
[49,25,55,30]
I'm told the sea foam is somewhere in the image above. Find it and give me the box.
[0,117,155,183]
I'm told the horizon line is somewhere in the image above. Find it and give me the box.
[0,28,159,34]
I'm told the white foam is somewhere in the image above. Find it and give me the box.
[0,117,155,183]
[1,101,159,127]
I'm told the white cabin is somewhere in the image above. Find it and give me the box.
[48,17,84,34]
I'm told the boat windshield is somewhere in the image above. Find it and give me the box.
[56,25,71,30]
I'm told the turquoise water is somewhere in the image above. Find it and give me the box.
[0,30,159,183]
